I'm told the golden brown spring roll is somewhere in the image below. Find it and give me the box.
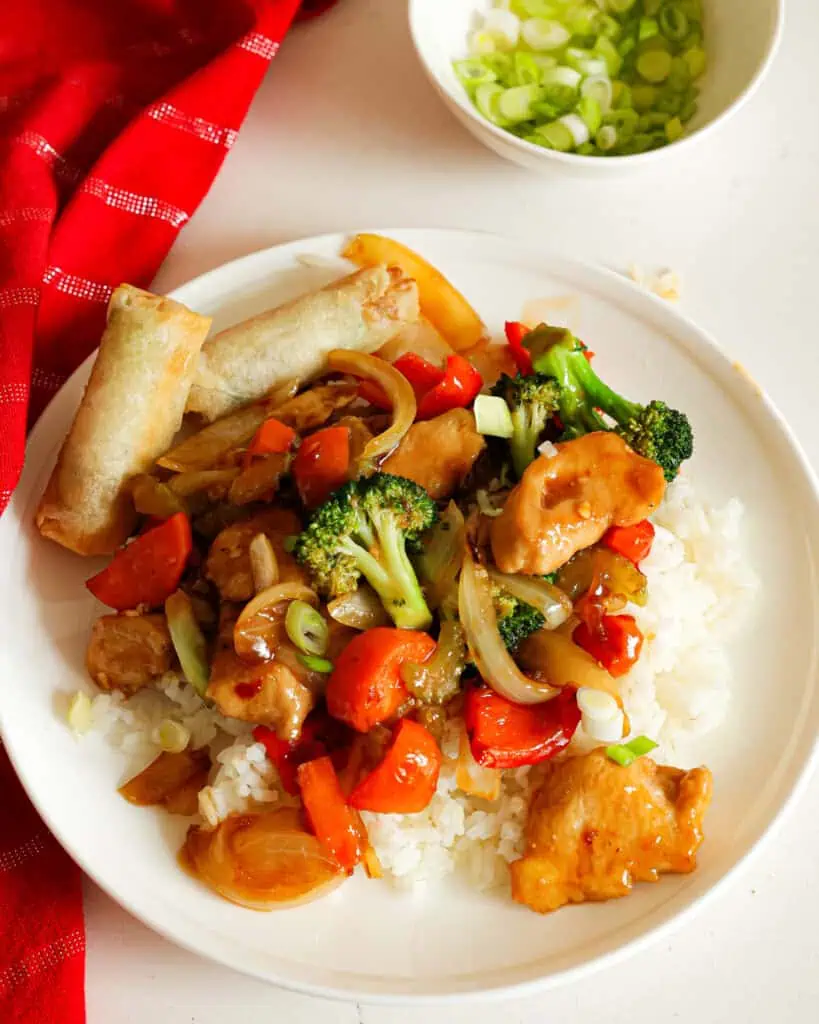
[186,265,419,422]
[36,285,212,556]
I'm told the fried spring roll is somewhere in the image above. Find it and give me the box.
[36,285,212,556]
[186,265,419,422]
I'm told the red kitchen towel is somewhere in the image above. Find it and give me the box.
[0,1,339,1020]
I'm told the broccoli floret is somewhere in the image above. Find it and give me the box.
[293,473,437,629]
[491,372,561,478]
[493,587,544,652]
[528,326,693,481]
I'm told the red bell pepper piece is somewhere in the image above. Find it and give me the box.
[573,614,644,678]
[349,719,441,813]
[416,354,483,420]
[297,756,368,872]
[86,512,192,611]
[247,417,297,456]
[504,321,533,376]
[254,711,351,795]
[602,520,655,565]
[292,425,351,508]
[357,378,392,410]
[326,627,437,733]
[464,685,580,770]
[392,352,446,394]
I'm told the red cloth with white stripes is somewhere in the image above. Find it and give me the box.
[0,1,338,1020]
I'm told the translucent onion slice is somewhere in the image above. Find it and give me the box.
[158,406,268,472]
[455,723,501,801]
[167,468,240,498]
[249,533,279,593]
[326,349,416,471]
[130,475,184,518]
[416,501,465,611]
[459,549,559,705]
[487,569,572,629]
[165,591,210,696]
[517,628,622,705]
[234,583,317,662]
[327,586,390,630]
[182,808,346,911]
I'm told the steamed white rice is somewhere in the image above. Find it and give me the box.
[75,476,757,891]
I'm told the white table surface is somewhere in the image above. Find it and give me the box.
[86,0,819,1020]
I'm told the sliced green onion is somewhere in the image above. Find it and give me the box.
[643,0,662,14]
[608,0,637,12]
[665,115,684,142]
[474,395,514,439]
[636,49,672,83]
[559,113,590,147]
[581,74,613,113]
[475,83,511,126]
[596,124,618,150]
[153,719,190,754]
[469,29,498,56]
[594,35,623,76]
[285,599,329,657]
[67,691,93,734]
[454,58,497,89]
[638,16,659,41]
[659,4,689,41]
[521,17,571,51]
[513,51,542,86]
[485,7,521,49]
[165,591,210,697]
[577,95,602,134]
[498,84,541,123]
[606,735,658,766]
[683,45,707,79]
[535,121,574,151]
[564,47,608,77]
[541,65,582,90]
[632,83,658,110]
[298,653,333,674]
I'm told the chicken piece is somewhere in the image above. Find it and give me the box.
[206,605,314,739]
[119,748,210,815]
[511,749,712,914]
[271,382,358,432]
[335,415,374,462]
[205,508,307,603]
[86,613,175,693]
[382,408,485,500]
[491,432,666,575]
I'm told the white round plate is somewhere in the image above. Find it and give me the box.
[2,229,818,1003]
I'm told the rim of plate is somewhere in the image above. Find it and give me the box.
[407,0,785,170]
[3,228,819,1004]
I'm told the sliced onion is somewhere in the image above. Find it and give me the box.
[487,569,572,629]
[249,533,279,593]
[119,748,209,807]
[459,548,559,705]
[327,348,416,471]
[158,406,268,472]
[517,628,621,705]
[168,468,240,497]
[130,474,185,517]
[416,501,465,610]
[455,722,501,801]
[228,453,287,506]
[234,583,317,662]
[182,808,346,910]
[327,586,390,630]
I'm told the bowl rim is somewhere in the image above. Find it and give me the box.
[407,0,785,169]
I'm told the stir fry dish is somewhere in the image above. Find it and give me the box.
[39,234,716,915]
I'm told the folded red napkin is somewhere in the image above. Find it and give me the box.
[0,1,337,1020]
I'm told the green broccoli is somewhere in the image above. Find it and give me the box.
[491,372,561,478]
[293,473,437,630]
[493,587,544,653]
[526,325,693,482]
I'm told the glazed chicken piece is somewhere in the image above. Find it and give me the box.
[382,408,485,500]
[491,432,666,575]
[86,613,175,693]
[207,605,314,740]
[335,415,374,462]
[205,508,307,603]
[511,748,712,914]
[272,382,358,431]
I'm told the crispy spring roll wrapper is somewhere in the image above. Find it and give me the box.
[36,285,212,555]
[185,265,419,422]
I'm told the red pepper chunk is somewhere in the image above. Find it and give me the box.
[297,756,368,872]
[349,719,441,813]
[86,512,192,611]
[602,520,655,565]
[292,426,351,508]
[416,353,483,420]
[573,614,644,678]
[254,711,352,795]
[247,417,297,456]
[392,352,446,395]
[326,627,437,733]
[504,321,533,376]
[464,685,580,770]
[357,378,392,410]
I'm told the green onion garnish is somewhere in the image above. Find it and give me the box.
[606,735,659,766]
[452,0,707,157]
[285,600,329,657]
[298,653,334,674]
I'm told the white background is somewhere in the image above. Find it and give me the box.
[87,0,819,1020]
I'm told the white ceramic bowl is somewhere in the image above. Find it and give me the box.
[409,0,784,174]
